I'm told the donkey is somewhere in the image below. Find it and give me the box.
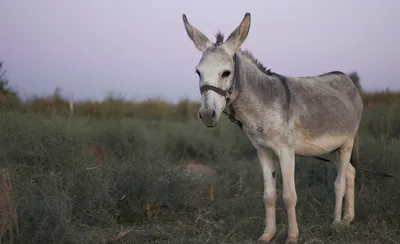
[182,12,363,243]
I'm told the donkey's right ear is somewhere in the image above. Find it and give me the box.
[182,14,212,52]
[224,12,251,52]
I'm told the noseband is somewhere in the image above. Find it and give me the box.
[199,84,233,103]
[199,53,243,129]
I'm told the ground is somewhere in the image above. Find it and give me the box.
[0,105,399,244]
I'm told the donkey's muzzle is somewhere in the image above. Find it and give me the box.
[198,108,217,127]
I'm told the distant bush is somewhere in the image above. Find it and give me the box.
[362,90,400,107]
[0,60,399,121]
[348,71,362,92]
[0,60,23,112]
[2,90,400,122]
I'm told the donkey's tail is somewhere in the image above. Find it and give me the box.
[314,134,393,178]
[350,134,393,178]
[350,133,359,169]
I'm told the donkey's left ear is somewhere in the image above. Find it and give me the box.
[182,14,213,52]
[224,13,251,52]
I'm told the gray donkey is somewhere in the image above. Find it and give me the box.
[182,12,363,244]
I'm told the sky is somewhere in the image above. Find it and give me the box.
[1,0,399,103]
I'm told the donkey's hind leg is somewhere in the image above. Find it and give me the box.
[342,163,356,225]
[332,137,354,226]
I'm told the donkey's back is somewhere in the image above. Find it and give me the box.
[286,71,363,156]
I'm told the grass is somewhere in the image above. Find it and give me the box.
[0,105,400,244]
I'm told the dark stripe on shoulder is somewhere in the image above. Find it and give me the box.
[271,72,291,121]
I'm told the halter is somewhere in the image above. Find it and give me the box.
[199,53,243,129]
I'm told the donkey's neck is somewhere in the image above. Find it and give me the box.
[231,51,288,128]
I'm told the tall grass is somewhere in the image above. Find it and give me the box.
[0,104,399,243]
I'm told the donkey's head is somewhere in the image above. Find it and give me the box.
[182,13,251,127]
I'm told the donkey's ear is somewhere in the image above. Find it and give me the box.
[182,14,212,52]
[224,13,251,51]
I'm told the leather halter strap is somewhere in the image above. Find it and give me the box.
[200,84,230,98]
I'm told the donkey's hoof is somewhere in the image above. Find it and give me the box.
[331,220,345,230]
[341,216,354,226]
[256,240,271,244]
[285,237,298,244]
[257,232,275,243]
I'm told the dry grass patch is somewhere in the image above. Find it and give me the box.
[0,169,18,244]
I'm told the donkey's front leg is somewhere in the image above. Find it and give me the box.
[256,149,277,243]
[278,147,298,244]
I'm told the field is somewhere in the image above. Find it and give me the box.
[0,102,400,244]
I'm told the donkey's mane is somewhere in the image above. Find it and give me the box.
[240,50,273,76]
[214,31,225,45]
[214,31,273,76]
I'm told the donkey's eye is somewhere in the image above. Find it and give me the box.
[195,70,201,78]
[221,70,231,78]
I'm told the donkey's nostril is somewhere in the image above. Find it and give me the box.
[198,112,203,119]
[211,110,216,118]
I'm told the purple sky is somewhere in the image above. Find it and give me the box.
[1,0,399,103]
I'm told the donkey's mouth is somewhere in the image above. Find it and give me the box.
[206,125,217,128]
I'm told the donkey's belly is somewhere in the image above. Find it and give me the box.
[294,134,350,156]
